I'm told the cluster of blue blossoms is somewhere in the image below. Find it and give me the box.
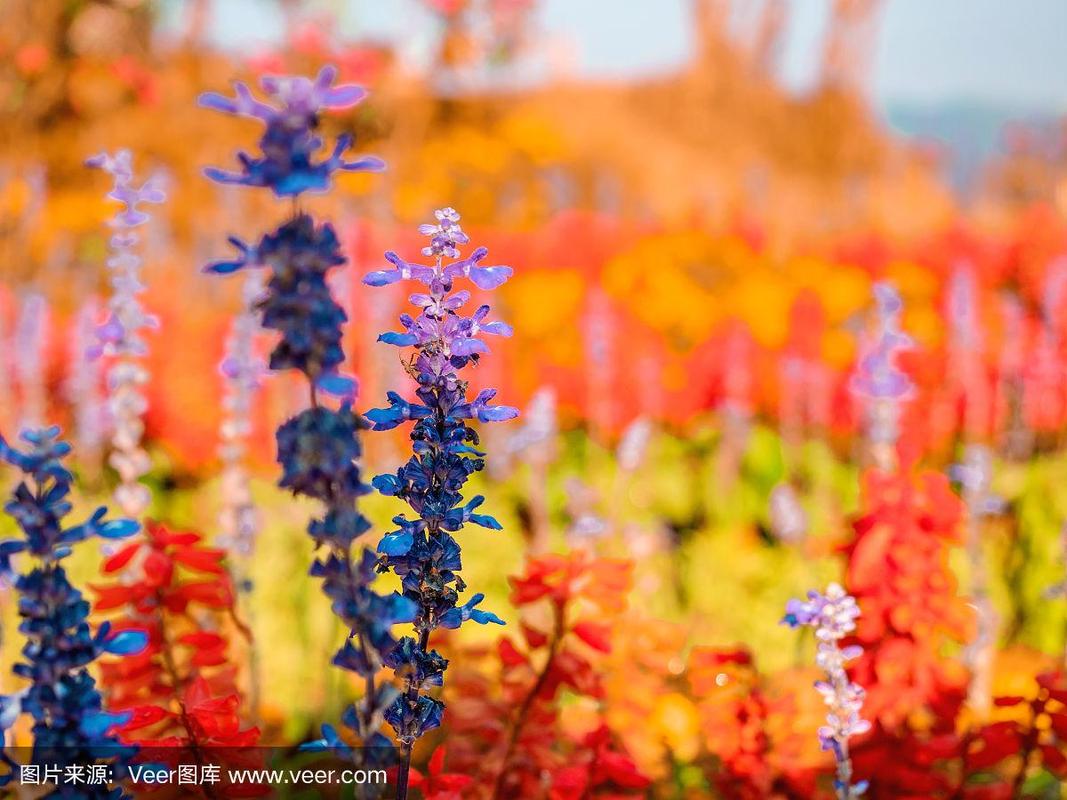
[0,427,146,798]
[201,67,409,760]
[202,68,518,795]
[200,66,383,197]
[364,206,516,791]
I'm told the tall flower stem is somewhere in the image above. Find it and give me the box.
[0,426,146,798]
[782,583,870,800]
[201,67,406,768]
[85,150,165,520]
[490,604,564,800]
[364,208,517,798]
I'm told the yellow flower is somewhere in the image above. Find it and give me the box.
[651,692,701,762]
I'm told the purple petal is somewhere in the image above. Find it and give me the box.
[97,317,125,343]
[313,64,338,92]
[481,321,513,337]
[379,331,419,347]
[469,265,513,290]
[444,291,471,310]
[478,404,519,423]
[409,293,433,307]
[203,166,244,185]
[114,209,149,227]
[363,269,401,287]
[323,85,368,108]
[198,91,239,114]
[451,338,489,356]
[341,155,386,172]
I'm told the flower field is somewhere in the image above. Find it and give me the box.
[1,1,1067,798]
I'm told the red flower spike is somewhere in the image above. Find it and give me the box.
[93,520,259,760]
[439,552,649,798]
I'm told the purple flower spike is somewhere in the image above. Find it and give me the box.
[87,150,165,231]
[850,282,913,402]
[365,208,517,775]
[87,150,165,518]
[850,282,915,459]
[199,66,382,197]
[783,583,869,799]
[202,67,401,774]
[0,427,142,783]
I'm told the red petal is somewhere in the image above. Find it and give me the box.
[572,620,612,653]
[121,705,172,732]
[172,546,227,574]
[103,543,142,573]
[498,638,528,668]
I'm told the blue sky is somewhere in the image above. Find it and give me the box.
[176,0,1067,115]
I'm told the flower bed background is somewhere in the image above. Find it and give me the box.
[1,1,1067,798]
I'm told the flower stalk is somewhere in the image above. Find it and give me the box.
[783,583,870,800]
[0,426,146,797]
[85,149,165,519]
[200,66,406,770]
[364,207,517,797]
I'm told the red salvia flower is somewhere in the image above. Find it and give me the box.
[438,551,649,799]
[93,520,263,796]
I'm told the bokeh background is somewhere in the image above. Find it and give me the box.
[2,1,1067,796]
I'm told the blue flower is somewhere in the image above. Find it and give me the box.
[200,66,383,197]
[277,405,367,503]
[0,426,144,796]
[382,638,449,689]
[209,215,351,383]
[364,209,517,758]
[384,694,445,745]
[203,67,402,769]
[439,593,505,629]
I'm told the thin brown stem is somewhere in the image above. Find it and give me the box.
[156,589,220,800]
[490,603,565,800]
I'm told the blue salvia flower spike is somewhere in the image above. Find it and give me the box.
[201,67,404,767]
[0,426,145,798]
[364,207,516,798]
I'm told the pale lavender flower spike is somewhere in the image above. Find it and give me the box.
[217,271,266,561]
[86,149,166,518]
[769,482,807,544]
[850,282,914,466]
[14,293,49,430]
[783,583,869,799]
[850,282,913,401]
